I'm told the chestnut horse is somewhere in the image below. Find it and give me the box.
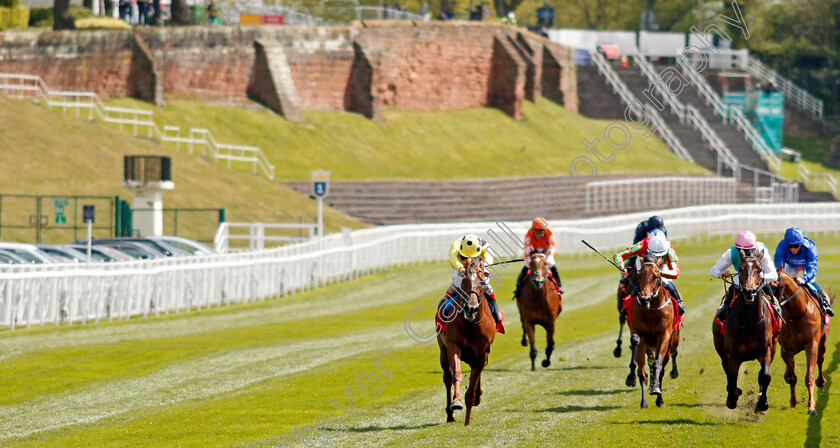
[613,263,635,358]
[712,250,779,413]
[437,257,497,426]
[776,269,833,416]
[626,254,680,408]
[517,254,563,371]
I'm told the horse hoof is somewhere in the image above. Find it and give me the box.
[817,378,826,388]
[613,346,622,358]
[656,395,664,407]
[670,370,679,379]
[808,410,819,417]
[650,386,661,396]
[755,410,766,415]
[737,388,743,396]
[641,401,648,409]
[755,402,769,413]
[446,416,456,423]
[450,401,463,411]
[542,359,551,368]
[521,336,527,347]
[726,398,738,410]
[626,374,637,388]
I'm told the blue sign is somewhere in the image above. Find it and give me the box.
[83,205,95,223]
[314,182,327,197]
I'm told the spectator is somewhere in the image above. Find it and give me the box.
[131,0,139,24]
[137,0,148,25]
[207,0,218,25]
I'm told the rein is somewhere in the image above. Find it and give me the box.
[637,261,668,310]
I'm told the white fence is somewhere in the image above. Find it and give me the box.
[2,203,840,330]
[0,73,276,180]
[214,222,318,252]
[585,177,737,213]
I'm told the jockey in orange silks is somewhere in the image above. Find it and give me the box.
[513,217,563,300]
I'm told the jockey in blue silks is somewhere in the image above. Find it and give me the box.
[774,227,834,316]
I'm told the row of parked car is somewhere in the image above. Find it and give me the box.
[0,236,216,264]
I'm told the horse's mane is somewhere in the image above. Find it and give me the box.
[642,253,658,264]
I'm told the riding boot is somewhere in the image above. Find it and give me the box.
[665,282,685,316]
[486,292,502,324]
[513,266,528,299]
[716,295,731,321]
[549,265,563,294]
[764,284,782,318]
[819,289,835,317]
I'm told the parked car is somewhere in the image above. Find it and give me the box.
[76,237,189,257]
[0,249,27,264]
[0,242,56,264]
[90,241,167,260]
[69,244,134,262]
[36,244,90,263]
[154,236,216,255]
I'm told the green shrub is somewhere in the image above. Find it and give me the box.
[27,5,93,27]
[74,17,130,29]
[0,0,20,9]
[0,5,29,30]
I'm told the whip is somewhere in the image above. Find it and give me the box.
[581,240,624,272]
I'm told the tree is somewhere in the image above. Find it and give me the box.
[53,0,75,30]
[170,0,192,24]
[493,0,525,18]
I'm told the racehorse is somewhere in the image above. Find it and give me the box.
[437,257,497,426]
[614,262,634,358]
[712,250,779,414]
[776,269,833,416]
[517,253,563,371]
[625,254,680,408]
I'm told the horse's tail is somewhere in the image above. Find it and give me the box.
[828,287,835,305]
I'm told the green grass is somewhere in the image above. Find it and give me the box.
[0,95,364,244]
[105,97,709,181]
[778,136,839,197]
[2,231,840,446]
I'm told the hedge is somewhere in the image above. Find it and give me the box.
[0,5,29,30]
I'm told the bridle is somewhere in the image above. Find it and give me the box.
[737,256,763,304]
[530,253,547,289]
[459,259,485,324]
[637,261,668,310]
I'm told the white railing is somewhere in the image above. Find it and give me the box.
[677,54,783,172]
[0,73,276,180]
[355,6,425,21]
[214,222,318,253]
[584,177,736,213]
[798,164,839,196]
[590,50,693,162]
[2,203,840,330]
[220,3,325,26]
[746,54,823,119]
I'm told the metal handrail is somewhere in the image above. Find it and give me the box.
[746,55,823,119]
[0,73,276,181]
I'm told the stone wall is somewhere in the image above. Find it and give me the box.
[0,23,577,120]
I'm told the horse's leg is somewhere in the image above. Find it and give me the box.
[464,359,485,427]
[519,300,527,347]
[656,353,669,407]
[446,343,464,411]
[817,332,828,388]
[755,350,773,414]
[636,341,648,409]
[650,333,671,396]
[726,357,743,410]
[614,298,625,358]
[626,333,639,387]
[542,321,555,368]
[525,320,538,371]
[474,377,482,406]
[670,330,680,379]
[804,340,819,416]
[440,344,455,423]
[781,347,798,408]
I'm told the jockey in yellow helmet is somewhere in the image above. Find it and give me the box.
[445,234,503,330]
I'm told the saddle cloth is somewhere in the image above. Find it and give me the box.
[714,297,781,334]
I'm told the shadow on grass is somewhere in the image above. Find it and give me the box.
[612,418,721,426]
[535,404,621,413]
[554,365,614,371]
[804,337,840,447]
[555,389,628,396]
[329,423,439,433]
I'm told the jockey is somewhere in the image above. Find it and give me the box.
[513,217,563,300]
[614,230,685,315]
[446,234,503,328]
[773,227,834,316]
[633,215,668,245]
[710,231,780,320]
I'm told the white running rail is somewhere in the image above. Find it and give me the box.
[1,203,839,330]
[214,222,318,253]
[0,73,276,180]
[798,164,838,196]
[585,177,736,213]
[589,50,694,163]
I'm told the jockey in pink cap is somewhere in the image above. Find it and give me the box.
[710,231,780,320]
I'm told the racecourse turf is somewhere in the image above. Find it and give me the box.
[2,232,840,447]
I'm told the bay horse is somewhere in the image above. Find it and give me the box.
[437,257,497,426]
[517,254,563,371]
[712,250,779,413]
[626,254,680,408]
[776,269,833,416]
